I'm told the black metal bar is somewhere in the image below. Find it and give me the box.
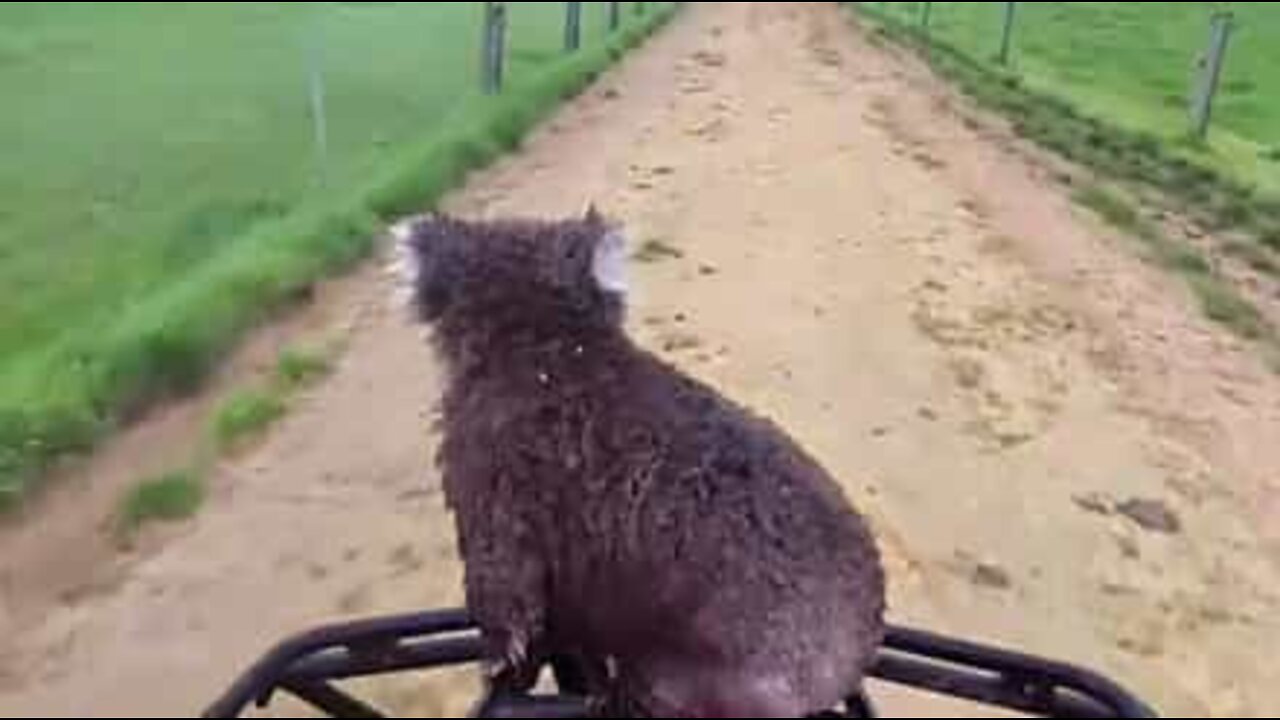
[203,610,472,718]
[285,634,486,685]
[846,693,877,718]
[881,627,1156,718]
[205,610,1157,719]
[872,653,1114,718]
[285,681,388,719]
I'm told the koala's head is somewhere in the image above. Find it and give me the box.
[391,210,629,336]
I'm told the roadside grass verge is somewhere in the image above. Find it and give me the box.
[0,5,681,510]
[858,8,1280,362]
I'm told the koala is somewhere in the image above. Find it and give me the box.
[392,210,886,717]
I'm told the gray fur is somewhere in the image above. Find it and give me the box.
[396,211,886,717]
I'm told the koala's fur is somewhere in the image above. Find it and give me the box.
[393,211,886,717]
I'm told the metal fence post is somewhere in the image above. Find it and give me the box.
[998,1,1017,66]
[482,2,507,94]
[307,3,330,184]
[609,2,621,32]
[1192,11,1234,140]
[921,2,933,32]
[565,2,583,53]
[496,3,508,90]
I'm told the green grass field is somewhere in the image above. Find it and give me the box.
[862,2,1280,363]
[873,2,1280,193]
[0,2,673,504]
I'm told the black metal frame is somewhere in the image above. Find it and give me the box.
[204,610,1157,718]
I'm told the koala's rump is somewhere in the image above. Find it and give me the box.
[565,368,880,706]
[443,353,884,711]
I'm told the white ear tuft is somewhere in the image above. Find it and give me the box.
[387,219,423,311]
[592,229,629,295]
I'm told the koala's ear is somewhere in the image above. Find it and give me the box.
[388,218,425,306]
[591,227,629,296]
[388,214,457,315]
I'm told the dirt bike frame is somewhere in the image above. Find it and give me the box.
[203,609,1157,718]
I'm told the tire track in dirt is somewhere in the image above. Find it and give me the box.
[3,4,1280,717]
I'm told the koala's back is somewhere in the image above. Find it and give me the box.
[442,340,885,715]
[602,354,883,710]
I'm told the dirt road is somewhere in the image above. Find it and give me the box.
[3,3,1280,717]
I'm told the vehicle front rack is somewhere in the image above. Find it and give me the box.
[203,609,1158,718]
